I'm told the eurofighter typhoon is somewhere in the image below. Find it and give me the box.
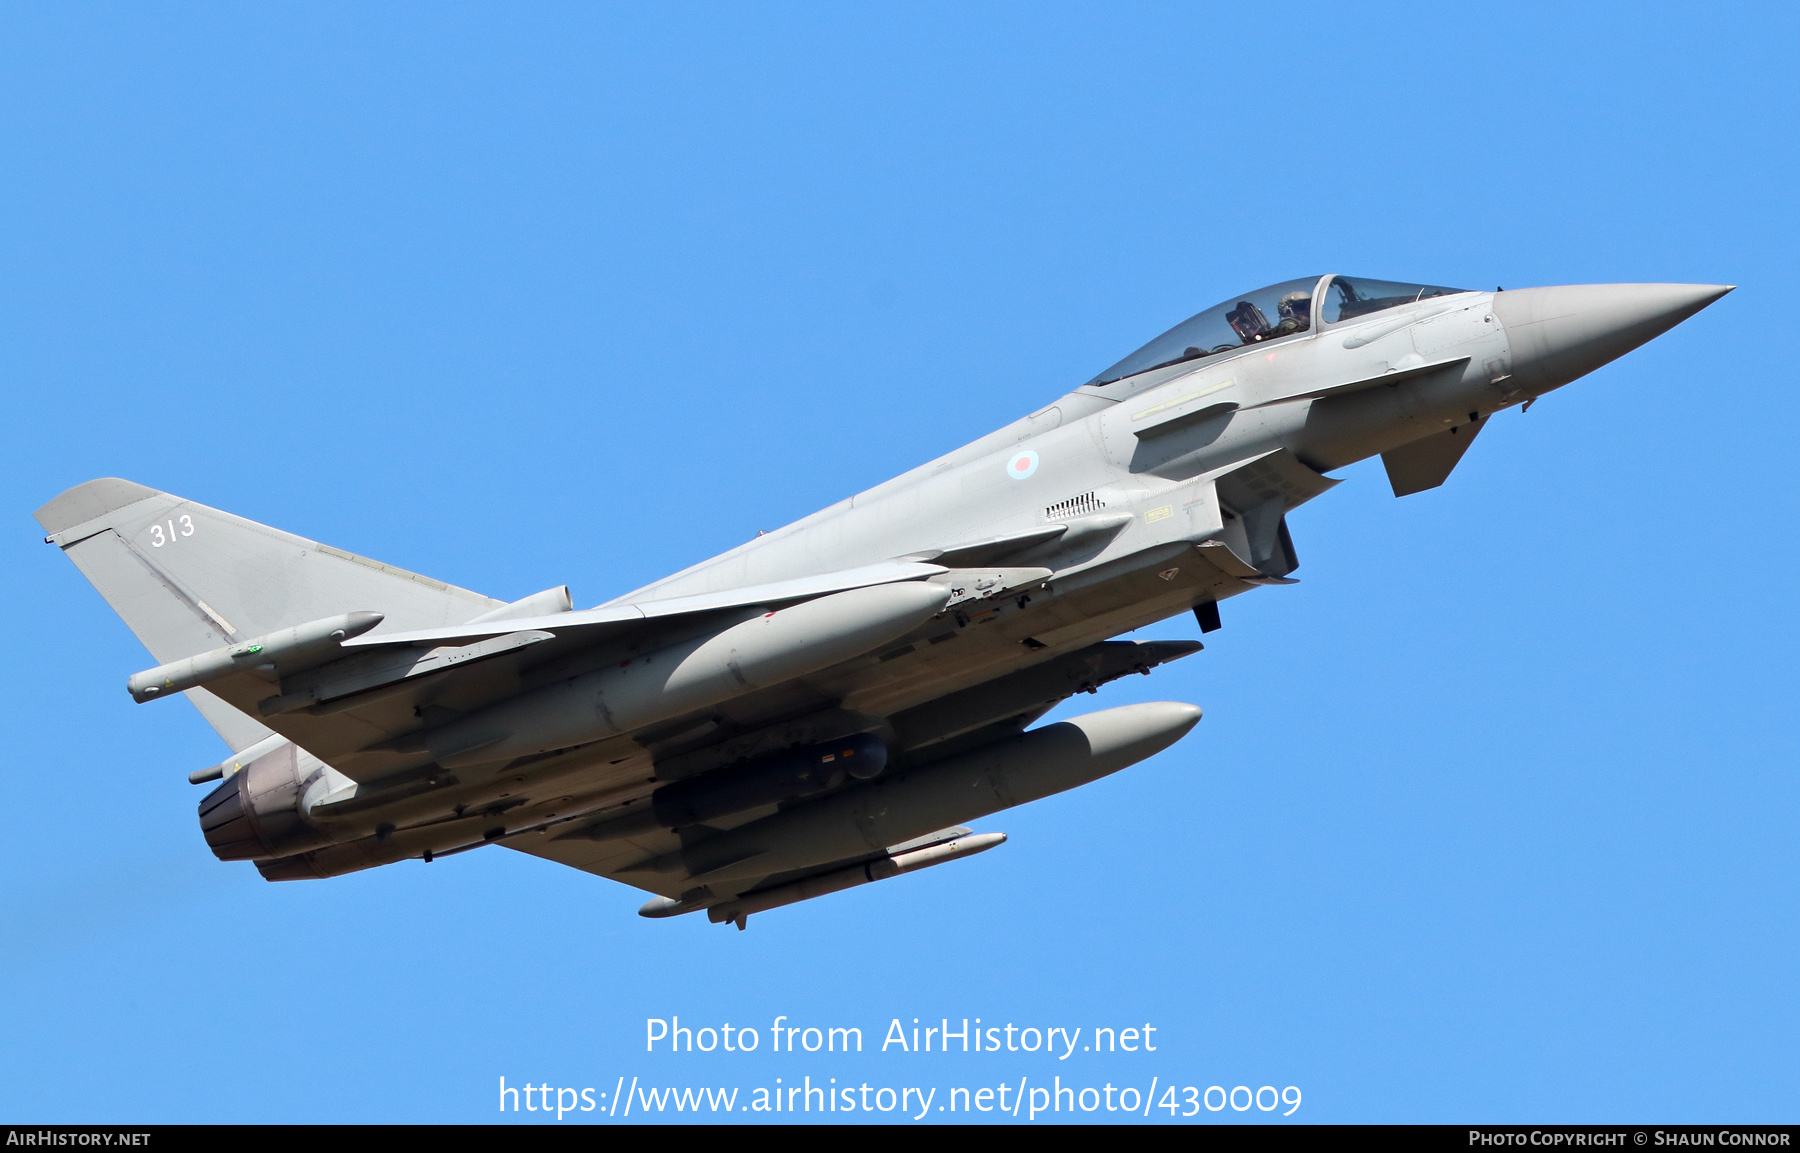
[36,276,1728,928]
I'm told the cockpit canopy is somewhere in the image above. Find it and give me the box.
[1320,276,1468,323]
[1084,274,1468,387]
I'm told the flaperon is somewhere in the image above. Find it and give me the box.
[34,275,1729,927]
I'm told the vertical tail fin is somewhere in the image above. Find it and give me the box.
[35,478,502,750]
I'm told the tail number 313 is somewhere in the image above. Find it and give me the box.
[148,516,195,547]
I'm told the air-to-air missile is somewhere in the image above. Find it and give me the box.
[684,830,1010,929]
[36,275,1730,926]
[127,611,385,702]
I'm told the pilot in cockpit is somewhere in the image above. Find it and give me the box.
[1274,290,1312,336]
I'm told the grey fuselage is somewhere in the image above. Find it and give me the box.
[630,285,1522,605]
[38,276,1727,912]
[253,278,1731,890]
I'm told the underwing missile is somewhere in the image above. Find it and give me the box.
[704,830,1006,926]
[639,829,1008,927]
[127,611,384,703]
[416,581,951,769]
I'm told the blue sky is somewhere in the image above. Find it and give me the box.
[1,2,1793,1124]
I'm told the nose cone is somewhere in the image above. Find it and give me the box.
[1493,283,1732,394]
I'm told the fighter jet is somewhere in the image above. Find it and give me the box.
[34,276,1728,928]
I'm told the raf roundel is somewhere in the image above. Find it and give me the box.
[1005,449,1040,481]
